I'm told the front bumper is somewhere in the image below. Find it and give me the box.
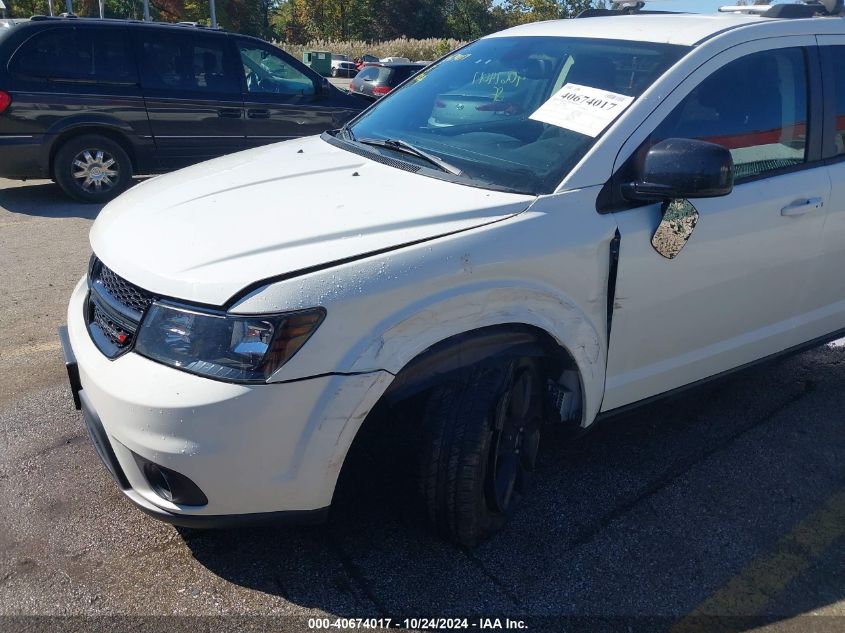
[62,277,392,526]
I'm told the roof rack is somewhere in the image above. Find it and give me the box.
[577,1,690,17]
[579,0,842,19]
[29,14,222,27]
[719,0,842,17]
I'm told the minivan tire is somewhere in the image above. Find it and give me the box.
[418,359,545,547]
[53,134,132,204]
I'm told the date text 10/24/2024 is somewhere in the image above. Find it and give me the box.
[308,618,528,630]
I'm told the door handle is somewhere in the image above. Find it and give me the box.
[781,197,824,217]
[218,108,242,119]
[247,109,271,119]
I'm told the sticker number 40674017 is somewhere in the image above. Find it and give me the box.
[529,83,635,138]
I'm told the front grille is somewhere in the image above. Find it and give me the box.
[91,302,133,349]
[86,258,156,358]
[96,263,154,314]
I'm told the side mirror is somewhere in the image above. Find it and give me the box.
[623,138,734,202]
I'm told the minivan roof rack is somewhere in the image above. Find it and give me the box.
[28,14,223,27]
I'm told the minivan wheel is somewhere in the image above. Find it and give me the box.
[418,359,545,547]
[53,135,132,203]
[331,67,338,77]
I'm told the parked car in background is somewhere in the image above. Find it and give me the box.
[0,17,367,202]
[330,54,357,77]
[349,62,427,99]
[380,56,410,63]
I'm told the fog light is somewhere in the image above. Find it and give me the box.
[136,455,208,506]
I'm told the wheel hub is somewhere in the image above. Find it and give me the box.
[486,367,542,514]
[72,149,118,192]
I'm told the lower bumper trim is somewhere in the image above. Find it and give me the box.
[58,325,82,410]
[123,487,330,529]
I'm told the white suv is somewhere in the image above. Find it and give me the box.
[61,4,845,546]
[331,54,358,77]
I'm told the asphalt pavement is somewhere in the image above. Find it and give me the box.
[1,177,844,632]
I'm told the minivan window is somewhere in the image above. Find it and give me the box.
[10,27,136,82]
[651,48,809,180]
[827,46,845,156]
[138,31,239,94]
[346,37,687,195]
[238,43,315,96]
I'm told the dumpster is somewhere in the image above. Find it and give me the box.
[302,50,332,77]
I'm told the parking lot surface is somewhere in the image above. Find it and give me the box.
[1,177,844,632]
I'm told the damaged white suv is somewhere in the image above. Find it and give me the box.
[61,5,845,546]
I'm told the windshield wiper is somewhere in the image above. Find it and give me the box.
[357,137,462,176]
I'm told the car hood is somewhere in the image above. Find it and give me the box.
[90,136,534,306]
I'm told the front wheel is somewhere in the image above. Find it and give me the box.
[53,134,132,203]
[331,67,338,77]
[418,359,546,547]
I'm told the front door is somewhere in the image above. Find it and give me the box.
[235,40,349,147]
[603,41,830,411]
[133,29,245,170]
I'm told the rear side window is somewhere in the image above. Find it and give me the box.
[390,67,420,85]
[137,31,239,94]
[356,66,380,82]
[10,27,136,83]
[650,48,809,181]
[827,46,845,156]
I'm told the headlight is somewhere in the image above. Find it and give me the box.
[135,303,325,383]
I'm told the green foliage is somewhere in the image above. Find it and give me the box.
[8,0,599,42]
[279,37,468,62]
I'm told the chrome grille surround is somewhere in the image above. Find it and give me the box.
[86,258,157,358]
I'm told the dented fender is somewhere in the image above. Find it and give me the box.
[232,187,618,427]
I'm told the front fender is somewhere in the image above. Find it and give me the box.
[232,187,616,426]
[346,282,604,425]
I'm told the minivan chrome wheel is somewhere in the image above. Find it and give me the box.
[72,149,119,193]
[54,134,132,203]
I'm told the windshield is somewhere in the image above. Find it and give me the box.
[346,36,687,194]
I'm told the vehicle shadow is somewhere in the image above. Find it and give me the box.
[179,345,845,630]
[0,181,104,220]
[0,178,148,220]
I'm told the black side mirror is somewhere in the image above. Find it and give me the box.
[624,138,734,201]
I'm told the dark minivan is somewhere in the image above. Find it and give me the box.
[0,17,368,202]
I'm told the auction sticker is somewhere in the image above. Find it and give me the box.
[529,83,634,137]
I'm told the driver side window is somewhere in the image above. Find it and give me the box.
[649,48,809,181]
[237,43,315,97]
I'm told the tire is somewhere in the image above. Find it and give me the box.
[53,134,132,203]
[331,67,338,77]
[418,358,546,547]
